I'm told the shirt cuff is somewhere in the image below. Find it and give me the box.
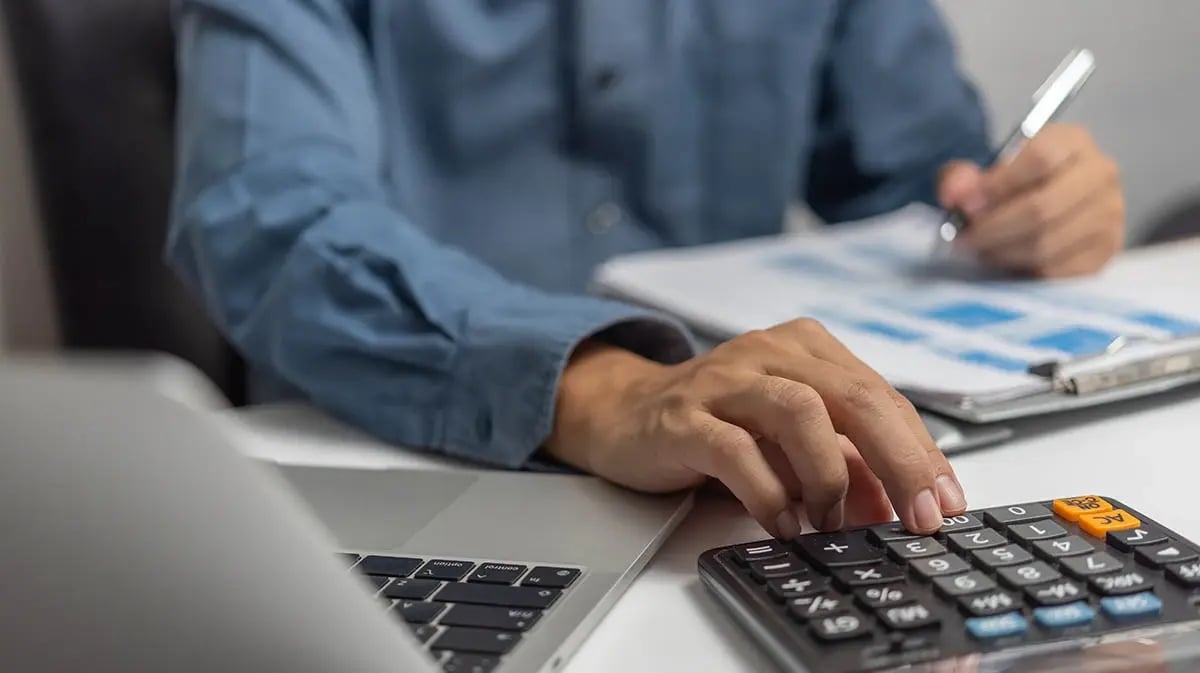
[444,293,694,468]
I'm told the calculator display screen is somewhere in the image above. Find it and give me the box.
[876,620,1200,673]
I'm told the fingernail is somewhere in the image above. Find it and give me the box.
[912,489,943,533]
[936,474,967,512]
[818,499,845,532]
[775,510,803,540]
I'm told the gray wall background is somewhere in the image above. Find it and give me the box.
[0,2,1197,350]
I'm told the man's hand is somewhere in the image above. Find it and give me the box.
[939,123,1125,277]
[544,320,968,539]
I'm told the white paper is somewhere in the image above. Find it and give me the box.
[595,205,1200,397]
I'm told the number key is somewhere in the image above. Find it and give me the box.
[933,570,997,598]
[1060,552,1123,579]
[982,503,1052,528]
[911,554,971,580]
[938,514,985,535]
[887,538,947,562]
[971,545,1033,570]
[1033,535,1093,560]
[948,527,1006,553]
[998,562,1061,589]
[1009,520,1068,543]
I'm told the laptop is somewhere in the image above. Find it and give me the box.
[0,364,692,673]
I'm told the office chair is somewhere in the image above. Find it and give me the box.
[0,0,245,403]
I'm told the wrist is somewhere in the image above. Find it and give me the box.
[544,341,662,471]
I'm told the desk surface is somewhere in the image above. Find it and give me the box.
[223,386,1200,673]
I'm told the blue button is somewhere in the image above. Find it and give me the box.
[965,612,1028,639]
[1033,601,1095,628]
[1101,592,1163,620]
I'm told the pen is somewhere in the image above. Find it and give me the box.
[935,48,1098,249]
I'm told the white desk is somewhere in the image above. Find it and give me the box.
[223,387,1200,673]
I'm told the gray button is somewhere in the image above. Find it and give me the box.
[586,202,623,234]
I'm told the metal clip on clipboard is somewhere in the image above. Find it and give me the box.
[1028,335,1200,396]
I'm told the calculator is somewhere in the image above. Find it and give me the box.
[698,496,1200,672]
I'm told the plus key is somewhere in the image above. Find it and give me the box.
[797,533,883,570]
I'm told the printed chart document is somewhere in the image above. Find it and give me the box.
[595,205,1200,410]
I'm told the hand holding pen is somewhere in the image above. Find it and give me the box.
[934,49,1125,277]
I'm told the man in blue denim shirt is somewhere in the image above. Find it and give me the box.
[170,1,1124,536]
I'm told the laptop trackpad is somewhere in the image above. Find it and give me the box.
[273,465,478,550]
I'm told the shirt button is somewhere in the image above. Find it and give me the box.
[585,202,623,234]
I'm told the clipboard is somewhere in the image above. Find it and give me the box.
[899,334,1200,423]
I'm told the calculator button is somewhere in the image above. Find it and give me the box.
[1033,535,1093,560]
[960,590,1019,617]
[1060,552,1123,579]
[939,514,985,535]
[1134,541,1199,569]
[998,562,1061,588]
[910,554,971,580]
[971,545,1034,570]
[787,593,846,621]
[965,612,1027,640]
[767,576,829,602]
[732,541,787,566]
[1033,601,1096,629]
[982,504,1052,528]
[878,601,940,631]
[947,528,1007,553]
[832,563,906,589]
[1052,496,1114,522]
[887,538,947,562]
[1106,526,1168,552]
[1026,580,1085,606]
[749,554,808,582]
[809,612,872,641]
[796,533,882,569]
[867,522,920,545]
[1078,509,1141,538]
[1089,570,1152,596]
[1166,561,1200,588]
[1008,520,1068,543]
[855,584,915,609]
[1100,592,1163,620]
[933,571,997,598]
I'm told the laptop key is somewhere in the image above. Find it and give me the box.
[391,600,446,624]
[435,582,562,609]
[359,555,423,578]
[416,559,475,581]
[409,623,438,644]
[360,575,392,593]
[339,553,361,567]
[431,627,521,655]
[439,604,542,631]
[382,578,443,600]
[522,566,580,588]
[442,653,500,673]
[467,563,527,585]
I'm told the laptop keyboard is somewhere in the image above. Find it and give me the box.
[342,553,582,671]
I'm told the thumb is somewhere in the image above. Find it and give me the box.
[937,161,989,218]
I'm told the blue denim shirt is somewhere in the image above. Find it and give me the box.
[169,0,990,467]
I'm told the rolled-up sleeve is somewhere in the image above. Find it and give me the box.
[169,0,693,467]
[804,0,993,223]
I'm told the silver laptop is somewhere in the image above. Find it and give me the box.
[0,364,692,673]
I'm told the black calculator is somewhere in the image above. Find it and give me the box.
[699,496,1200,672]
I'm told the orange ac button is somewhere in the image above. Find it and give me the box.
[1053,495,1114,522]
[1079,509,1141,538]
